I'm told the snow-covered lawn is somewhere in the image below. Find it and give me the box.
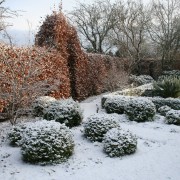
[0,95,180,180]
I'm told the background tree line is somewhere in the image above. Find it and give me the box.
[69,0,180,73]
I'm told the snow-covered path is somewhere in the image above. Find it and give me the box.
[0,96,180,180]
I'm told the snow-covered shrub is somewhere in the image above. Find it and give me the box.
[8,123,27,146]
[20,120,74,165]
[129,75,154,86]
[43,98,83,128]
[113,83,154,97]
[84,114,120,142]
[125,98,156,122]
[149,97,180,110]
[101,95,109,108]
[104,96,131,114]
[162,70,180,76]
[32,96,56,117]
[103,128,137,157]
[158,105,171,116]
[165,110,180,125]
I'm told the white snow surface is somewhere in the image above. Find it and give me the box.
[0,95,180,180]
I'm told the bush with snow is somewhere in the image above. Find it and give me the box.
[162,70,180,76]
[101,95,109,108]
[111,83,154,97]
[103,128,137,157]
[165,110,180,125]
[43,98,83,127]
[104,96,131,114]
[84,114,120,142]
[8,123,27,146]
[125,98,156,122]
[149,97,180,110]
[129,75,154,86]
[158,106,171,116]
[20,120,74,165]
[32,96,56,117]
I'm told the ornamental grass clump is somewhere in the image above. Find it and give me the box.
[20,120,74,165]
[153,75,180,98]
[43,98,83,128]
[84,114,120,142]
[125,98,156,122]
[103,128,137,157]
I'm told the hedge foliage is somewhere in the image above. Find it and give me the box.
[84,114,120,142]
[103,128,137,157]
[125,98,156,122]
[20,120,74,165]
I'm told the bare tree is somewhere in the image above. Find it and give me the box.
[0,0,18,45]
[113,0,151,74]
[69,0,117,53]
[147,0,180,70]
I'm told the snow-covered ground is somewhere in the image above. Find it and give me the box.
[0,95,180,180]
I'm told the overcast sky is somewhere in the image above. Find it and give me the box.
[4,0,88,31]
[2,0,89,45]
[1,0,93,45]
[2,0,149,45]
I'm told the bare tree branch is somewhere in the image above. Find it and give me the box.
[69,0,117,53]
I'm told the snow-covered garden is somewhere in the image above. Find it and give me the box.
[0,83,180,180]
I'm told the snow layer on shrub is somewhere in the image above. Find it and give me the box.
[104,96,131,114]
[8,123,28,146]
[149,97,180,110]
[165,110,180,125]
[129,75,154,86]
[158,106,171,116]
[112,83,154,97]
[32,96,56,117]
[125,98,156,122]
[84,114,120,142]
[20,120,74,165]
[162,70,180,76]
[103,128,137,157]
[43,98,83,127]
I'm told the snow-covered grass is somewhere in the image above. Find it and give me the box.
[0,95,180,180]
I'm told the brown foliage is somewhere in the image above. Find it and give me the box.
[36,12,91,100]
[0,44,71,123]
[35,12,128,100]
[87,54,128,93]
[0,11,127,123]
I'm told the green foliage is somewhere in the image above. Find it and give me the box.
[153,76,180,98]
[129,75,154,86]
[84,114,120,142]
[20,120,74,165]
[125,98,156,122]
[165,110,180,126]
[149,97,180,110]
[158,105,171,116]
[32,96,56,117]
[104,96,130,114]
[103,128,137,157]
[43,98,83,128]
[8,123,27,146]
